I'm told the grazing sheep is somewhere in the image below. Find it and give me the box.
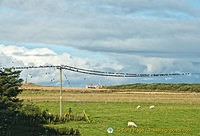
[149,105,155,109]
[136,105,141,109]
[128,122,137,127]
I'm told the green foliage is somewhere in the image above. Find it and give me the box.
[20,103,85,123]
[10,111,81,136]
[0,69,23,135]
[57,128,80,135]
[69,107,72,114]
[104,83,200,92]
[63,107,86,122]
[8,102,81,135]
[20,103,48,124]
[0,69,81,135]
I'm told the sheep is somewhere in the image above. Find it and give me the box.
[47,112,52,115]
[136,105,141,109]
[149,105,155,109]
[128,122,137,127]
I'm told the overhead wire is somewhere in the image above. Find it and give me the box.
[0,65,191,78]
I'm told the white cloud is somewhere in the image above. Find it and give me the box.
[0,44,125,87]
[0,1,200,85]
[0,0,200,60]
[1,44,200,86]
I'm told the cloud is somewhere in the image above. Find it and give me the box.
[0,44,125,87]
[1,44,200,86]
[0,1,200,85]
[0,0,200,60]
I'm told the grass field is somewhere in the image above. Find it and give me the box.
[19,90,200,104]
[18,88,200,136]
[105,83,200,92]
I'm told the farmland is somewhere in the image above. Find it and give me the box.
[105,83,200,92]
[18,85,200,136]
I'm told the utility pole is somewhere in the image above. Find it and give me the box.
[84,78,86,88]
[59,67,62,118]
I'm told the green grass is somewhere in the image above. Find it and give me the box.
[19,88,200,135]
[104,83,200,92]
[29,101,200,136]
[19,90,200,104]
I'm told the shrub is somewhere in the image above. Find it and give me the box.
[0,69,23,135]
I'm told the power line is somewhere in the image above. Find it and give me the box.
[0,64,192,118]
[0,65,190,77]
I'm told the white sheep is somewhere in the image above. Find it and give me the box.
[48,112,52,115]
[149,105,155,109]
[136,105,141,109]
[128,122,137,127]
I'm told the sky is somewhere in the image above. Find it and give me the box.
[0,0,200,87]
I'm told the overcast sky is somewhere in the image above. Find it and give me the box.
[0,0,200,87]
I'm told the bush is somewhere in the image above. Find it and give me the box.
[10,104,81,136]
[0,69,81,135]
[0,69,23,135]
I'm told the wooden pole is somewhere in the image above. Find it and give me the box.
[60,67,62,118]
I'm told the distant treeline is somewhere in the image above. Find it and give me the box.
[104,83,200,92]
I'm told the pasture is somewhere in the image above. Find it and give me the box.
[18,89,200,136]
